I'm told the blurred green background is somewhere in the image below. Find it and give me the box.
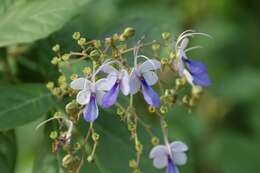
[0,0,260,173]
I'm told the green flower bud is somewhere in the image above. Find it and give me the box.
[160,106,168,114]
[83,67,92,76]
[70,74,78,81]
[87,155,94,163]
[119,27,135,41]
[128,122,136,131]
[148,106,156,113]
[72,32,81,40]
[169,52,176,59]
[162,32,170,40]
[90,50,100,59]
[151,137,159,145]
[49,131,58,139]
[152,43,160,51]
[160,58,169,65]
[52,44,60,52]
[92,132,100,141]
[61,54,70,61]
[78,38,86,46]
[51,57,61,65]
[94,40,101,48]
[133,169,141,173]
[129,159,138,168]
[46,81,54,90]
[116,107,124,116]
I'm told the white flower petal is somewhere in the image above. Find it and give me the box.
[149,145,168,158]
[70,78,91,90]
[96,90,105,105]
[102,64,118,74]
[139,59,161,73]
[142,71,158,86]
[183,69,194,86]
[129,69,141,94]
[76,90,91,105]
[120,69,130,95]
[96,78,115,91]
[170,141,188,152]
[153,155,168,169]
[172,151,187,166]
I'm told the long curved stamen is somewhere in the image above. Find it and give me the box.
[184,45,204,53]
[176,32,212,50]
[92,59,124,79]
[36,116,63,130]
[136,55,157,70]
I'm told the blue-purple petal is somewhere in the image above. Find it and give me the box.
[101,82,120,108]
[83,95,98,122]
[183,58,211,87]
[141,78,160,108]
[166,158,179,173]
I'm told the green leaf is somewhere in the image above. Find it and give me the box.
[0,130,17,173]
[0,0,91,47]
[0,84,55,130]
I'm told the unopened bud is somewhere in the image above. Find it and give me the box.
[72,32,81,40]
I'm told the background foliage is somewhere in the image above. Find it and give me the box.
[0,0,260,173]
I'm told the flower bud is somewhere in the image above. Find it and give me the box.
[70,74,78,81]
[160,58,169,65]
[119,27,135,41]
[128,122,136,131]
[83,67,92,76]
[116,107,124,116]
[61,54,70,61]
[151,137,159,145]
[52,44,60,52]
[46,82,54,90]
[49,131,58,139]
[90,49,100,59]
[148,106,156,113]
[133,169,141,173]
[93,40,101,48]
[92,132,100,141]
[152,43,160,51]
[72,32,81,40]
[77,38,86,46]
[162,32,170,40]
[160,106,168,114]
[129,160,138,168]
[87,155,94,163]
[51,57,61,65]
[169,52,176,59]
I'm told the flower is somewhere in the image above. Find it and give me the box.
[100,64,130,108]
[130,59,161,107]
[70,77,112,122]
[173,30,211,87]
[149,141,188,173]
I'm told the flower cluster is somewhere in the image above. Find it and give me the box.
[45,28,211,173]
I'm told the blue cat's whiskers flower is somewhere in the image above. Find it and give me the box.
[130,53,161,107]
[70,77,112,122]
[149,141,188,173]
[173,31,212,87]
[100,63,130,108]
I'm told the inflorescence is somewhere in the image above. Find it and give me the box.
[43,27,211,173]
